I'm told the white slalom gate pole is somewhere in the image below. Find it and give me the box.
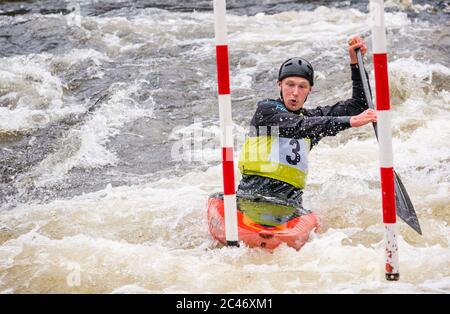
[370,0,399,281]
[213,0,238,246]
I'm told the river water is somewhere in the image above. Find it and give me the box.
[0,0,449,293]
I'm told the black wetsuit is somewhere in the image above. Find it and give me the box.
[237,64,369,210]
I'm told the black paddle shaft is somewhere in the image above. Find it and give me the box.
[355,48,422,235]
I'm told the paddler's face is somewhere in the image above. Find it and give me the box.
[278,77,311,111]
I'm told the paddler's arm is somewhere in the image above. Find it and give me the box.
[255,103,351,140]
[302,35,370,118]
[254,102,377,144]
[301,65,369,118]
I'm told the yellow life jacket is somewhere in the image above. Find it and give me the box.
[239,134,310,189]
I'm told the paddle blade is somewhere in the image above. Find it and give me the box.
[394,171,422,235]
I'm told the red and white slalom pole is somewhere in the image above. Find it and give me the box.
[370,0,399,281]
[213,0,238,246]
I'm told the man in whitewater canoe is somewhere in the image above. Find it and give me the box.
[237,36,376,212]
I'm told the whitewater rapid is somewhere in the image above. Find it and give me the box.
[0,1,449,293]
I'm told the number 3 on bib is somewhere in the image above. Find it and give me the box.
[268,137,309,173]
[286,139,301,165]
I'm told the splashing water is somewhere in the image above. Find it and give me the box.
[0,1,449,293]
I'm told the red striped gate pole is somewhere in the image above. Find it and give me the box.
[370,0,399,281]
[213,0,238,246]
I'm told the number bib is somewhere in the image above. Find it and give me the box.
[239,136,310,189]
[268,137,309,173]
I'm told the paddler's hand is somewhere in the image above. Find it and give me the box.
[350,109,377,127]
[348,35,367,65]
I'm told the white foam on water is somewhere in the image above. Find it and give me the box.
[0,49,111,133]
[389,57,450,103]
[68,9,214,58]
[385,0,414,9]
[168,120,248,164]
[0,55,80,132]
[1,158,449,293]
[52,48,112,69]
[0,176,448,293]
[16,80,155,188]
[193,6,411,92]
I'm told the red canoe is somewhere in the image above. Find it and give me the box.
[207,193,318,250]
